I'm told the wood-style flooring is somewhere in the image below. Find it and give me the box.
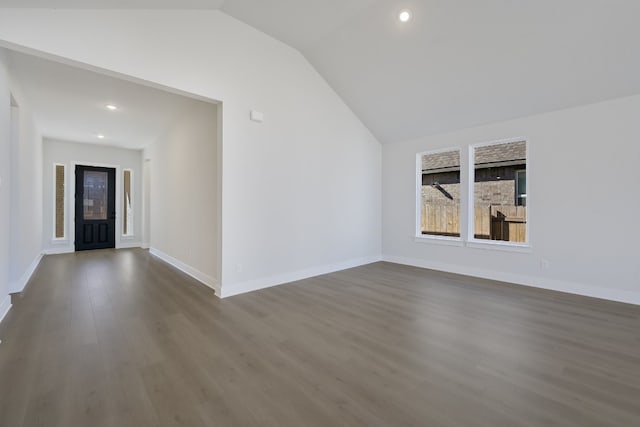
[0,249,639,426]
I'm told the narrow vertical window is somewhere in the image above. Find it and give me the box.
[54,164,65,239]
[418,149,461,238]
[123,169,133,236]
[472,140,527,243]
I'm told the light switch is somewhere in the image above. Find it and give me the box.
[250,110,264,123]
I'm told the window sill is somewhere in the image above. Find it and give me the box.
[51,239,69,245]
[414,235,464,247]
[466,240,532,253]
[121,235,136,240]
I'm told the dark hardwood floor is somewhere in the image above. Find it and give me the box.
[0,249,638,426]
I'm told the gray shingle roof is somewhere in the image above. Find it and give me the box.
[422,150,460,171]
[475,140,526,165]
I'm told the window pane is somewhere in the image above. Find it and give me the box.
[420,150,461,237]
[516,170,527,206]
[123,170,133,236]
[473,141,527,242]
[55,165,65,238]
[83,171,108,220]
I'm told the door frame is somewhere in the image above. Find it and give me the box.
[69,161,123,250]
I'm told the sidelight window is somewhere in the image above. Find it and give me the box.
[123,169,133,236]
[54,163,66,239]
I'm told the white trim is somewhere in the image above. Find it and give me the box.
[118,241,142,249]
[52,162,67,241]
[414,236,464,247]
[466,240,532,253]
[382,255,640,306]
[0,295,12,325]
[149,247,220,295]
[220,255,383,299]
[43,247,75,255]
[9,253,44,294]
[50,239,69,245]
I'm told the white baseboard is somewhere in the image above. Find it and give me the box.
[43,247,74,255]
[9,253,44,294]
[0,294,12,325]
[221,255,383,298]
[149,247,220,295]
[382,255,640,306]
[118,240,142,249]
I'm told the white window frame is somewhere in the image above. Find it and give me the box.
[414,137,532,252]
[122,168,135,238]
[467,137,531,252]
[52,163,68,242]
[415,147,464,246]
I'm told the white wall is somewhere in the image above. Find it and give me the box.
[0,9,382,297]
[7,67,43,294]
[0,50,11,320]
[146,100,220,293]
[42,138,143,253]
[383,94,640,305]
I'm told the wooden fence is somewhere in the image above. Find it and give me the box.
[421,205,526,243]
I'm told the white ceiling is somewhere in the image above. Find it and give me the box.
[0,0,224,8]
[8,50,203,149]
[2,0,640,144]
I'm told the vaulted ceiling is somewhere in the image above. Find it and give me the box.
[2,0,639,143]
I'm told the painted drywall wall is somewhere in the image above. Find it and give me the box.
[42,138,143,253]
[0,9,382,296]
[0,50,11,319]
[146,100,220,292]
[7,68,43,294]
[383,94,640,305]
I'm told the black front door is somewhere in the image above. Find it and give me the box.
[75,165,116,251]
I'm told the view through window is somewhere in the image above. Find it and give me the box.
[473,140,527,243]
[419,149,461,238]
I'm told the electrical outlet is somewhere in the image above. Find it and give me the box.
[540,259,550,270]
[236,263,243,273]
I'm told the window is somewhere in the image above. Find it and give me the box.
[472,140,527,243]
[83,171,109,220]
[123,169,133,236]
[418,149,461,238]
[416,138,529,248]
[54,164,65,239]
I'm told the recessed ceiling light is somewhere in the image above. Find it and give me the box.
[399,9,411,23]
[97,134,105,139]
[105,104,118,111]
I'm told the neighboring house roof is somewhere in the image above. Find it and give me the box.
[422,150,460,172]
[422,140,526,172]
[475,141,526,166]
